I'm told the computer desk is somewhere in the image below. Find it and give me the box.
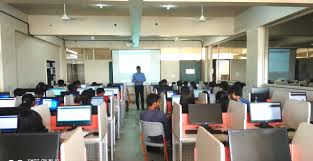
[172,112,229,161]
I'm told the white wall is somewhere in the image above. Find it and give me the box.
[161,61,180,83]
[230,59,246,82]
[84,60,110,84]
[15,32,61,88]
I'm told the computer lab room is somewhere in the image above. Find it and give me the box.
[1,1,313,161]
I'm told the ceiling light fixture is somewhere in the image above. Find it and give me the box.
[160,5,176,10]
[96,3,110,8]
[66,48,78,55]
[90,36,96,40]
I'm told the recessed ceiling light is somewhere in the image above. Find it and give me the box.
[96,3,110,8]
[160,5,176,10]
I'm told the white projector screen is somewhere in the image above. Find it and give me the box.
[112,50,161,83]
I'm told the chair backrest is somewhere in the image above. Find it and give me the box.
[31,104,51,130]
[15,96,22,107]
[139,120,164,141]
[172,102,182,139]
[283,99,311,129]
[227,100,247,130]
[272,90,289,107]
[64,95,75,105]
[98,102,107,140]
[46,90,56,97]
[198,93,208,104]
[196,126,225,161]
[291,122,313,161]
[160,93,167,114]
[213,87,222,95]
[60,127,87,161]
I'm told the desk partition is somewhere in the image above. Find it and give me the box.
[283,99,311,129]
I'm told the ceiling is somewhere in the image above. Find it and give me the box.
[8,1,250,17]
[215,11,313,48]
[61,35,211,41]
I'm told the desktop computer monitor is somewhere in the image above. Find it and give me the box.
[172,95,181,105]
[0,98,16,108]
[105,88,119,95]
[91,96,104,106]
[188,104,223,125]
[40,98,60,111]
[48,88,66,96]
[0,92,10,98]
[77,88,85,95]
[57,105,92,127]
[166,90,178,99]
[250,102,282,128]
[0,115,18,133]
[0,132,60,161]
[104,90,114,96]
[250,87,270,102]
[289,92,307,101]
[228,128,291,161]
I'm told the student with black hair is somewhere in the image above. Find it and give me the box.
[73,80,81,89]
[180,86,195,113]
[57,79,65,87]
[216,81,230,112]
[34,86,45,98]
[17,110,47,133]
[66,83,80,104]
[80,89,95,105]
[14,88,26,107]
[96,88,105,96]
[19,94,36,108]
[140,93,171,142]
[190,81,198,90]
[227,84,250,111]
[158,79,171,94]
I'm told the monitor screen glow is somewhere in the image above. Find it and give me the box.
[0,98,16,108]
[0,115,18,131]
[250,103,282,123]
[57,106,91,127]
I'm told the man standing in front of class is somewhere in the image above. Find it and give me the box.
[132,66,146,110]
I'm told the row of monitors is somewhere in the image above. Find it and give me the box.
[0,105,94,133]
[0,96,106,110]
[188,102,283,127]
[250,87,308,102]
[166,89,209,99]
[44,87,119,96]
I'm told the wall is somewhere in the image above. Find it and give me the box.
[15,32,61,88]
[230,59,246,82]
[161,61,180,83]
[84,60,110,84]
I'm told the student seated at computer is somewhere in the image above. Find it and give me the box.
[73,80,82,89]
[190,81,198,90]
[158,79,172,94]
[34,86,45,98]
[14,88,26,107]
[227,84,250,111]
[216,81,229,112]
[140,94,171,143]
[57,79,66,88]
[19,94,36,109]
[17,110,48,133]
[180,86,195,113]
[67,83,80,104]
[81,89,95,105]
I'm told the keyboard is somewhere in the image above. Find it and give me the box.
[185,129,226,135]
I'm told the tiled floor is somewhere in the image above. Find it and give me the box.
[114,104,169,161]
